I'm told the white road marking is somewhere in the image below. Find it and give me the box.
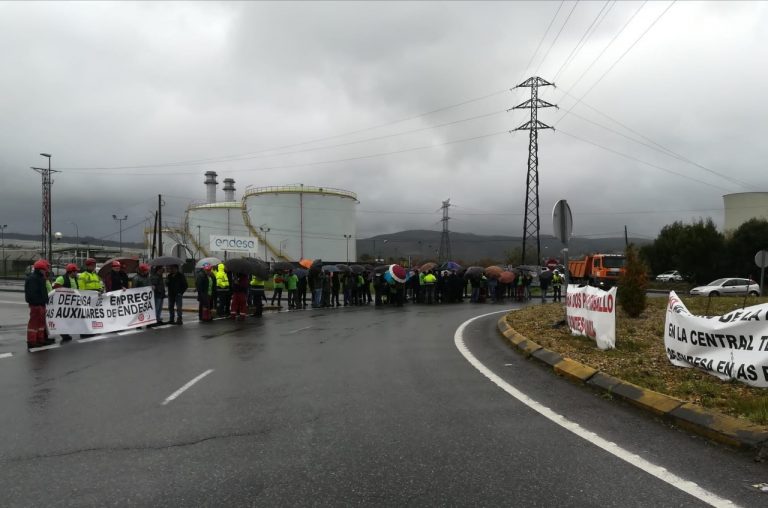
[29,343,61,352]
[0,352,13,360]
[287,326,312,334]
[454,310,737,508]
[155,324,174,329]
[161,369,214,406]
[77,334,113,343]
[0,300,27,305]
[116,329,140,336]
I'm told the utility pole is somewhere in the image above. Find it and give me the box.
[511,77,556,266]
[624,225,629,248]
[113,215,127,254]
[259,225,270,261]
[437,199,453,263]
[157,194,163,256]
[1,224,6,277]
[31,153,58,261]
[344,234,352,263]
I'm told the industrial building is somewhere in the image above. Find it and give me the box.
[151,172,358,263]
[723,192,768,233]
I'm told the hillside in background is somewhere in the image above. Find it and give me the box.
[358,230,650,265]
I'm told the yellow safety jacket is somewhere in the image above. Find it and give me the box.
[250,275,265,288]
[78,270,103,291]
[215,264,230,289]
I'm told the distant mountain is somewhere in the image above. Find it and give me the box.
[357,229,650,265]
[2,232,143,249]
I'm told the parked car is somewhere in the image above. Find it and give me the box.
[689,278,759,297]
[655,270,684,282]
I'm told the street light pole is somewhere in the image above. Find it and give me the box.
[1,224,7,277]
[197,225,201,260]
[343,234,351,263]
[259,225,270,261]
[69,221,79,264]
[112,214,128,254]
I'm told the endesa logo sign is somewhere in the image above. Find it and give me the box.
[209,235,259,254]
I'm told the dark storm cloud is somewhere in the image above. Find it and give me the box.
[1,1,765,243]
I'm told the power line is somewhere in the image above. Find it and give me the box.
[533,1,580,77]
[519,1,566,81]
[561,107,752,190]
[63,109,507,172]
[552,1,615,83]
[59,90,509,171]
[557,90,755,190]
[67,129,514,177]
[555,1,647,103]
[557,128,732,191]
[556,1,676,123]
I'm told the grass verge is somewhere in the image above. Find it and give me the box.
[506,295,768,425]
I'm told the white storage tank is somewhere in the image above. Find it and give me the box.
[186,202,251,259]
[243,184,358,262]
[723,192,768,233]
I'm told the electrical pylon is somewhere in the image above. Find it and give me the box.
[511,76,556,265]
[438,199,452,263]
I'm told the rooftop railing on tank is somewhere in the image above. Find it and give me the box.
[243,184,357,201]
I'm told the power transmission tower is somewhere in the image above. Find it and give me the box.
[438,199,452,263]
[511,76,556,265]
[31,155,59,261]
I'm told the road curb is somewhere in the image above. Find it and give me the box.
[496,315,768,455]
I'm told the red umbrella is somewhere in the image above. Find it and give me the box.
[388,264,407,283]
[499,271,516,284]
[484,266,503,279]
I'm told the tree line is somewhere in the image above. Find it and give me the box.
[639,218,768,284]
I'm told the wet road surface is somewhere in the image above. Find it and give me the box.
[0,301,766,506]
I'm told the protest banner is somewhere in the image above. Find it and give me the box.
[46,287,156,335]
[664,291,768,388]
[565,284,617,350]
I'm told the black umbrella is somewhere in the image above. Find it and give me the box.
[464,266,484,279]
[150,256,184,267]
[349,264,365,274]
[322,265,340,273]
[373,264,389,274]
[294,268,308,278]
[336,264,351,273]
[226,258,269,279]
[539,270,554,283]
[272,261,293,272]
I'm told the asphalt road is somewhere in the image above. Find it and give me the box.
[0,300,766,506]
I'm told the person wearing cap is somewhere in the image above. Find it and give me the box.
[196,264,215,322]
[166,264,188,325]
[78,258,104,292]
[53,263,79,343]
[552,269,563,303]
[25,259,54,348]
[104,260,127,292]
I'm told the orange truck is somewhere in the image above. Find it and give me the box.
[568,254,627,287]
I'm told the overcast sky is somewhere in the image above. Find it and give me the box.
[1,1,766,244]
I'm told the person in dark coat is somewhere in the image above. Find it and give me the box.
[196,265,215,322]
[25,259,54,348]
[166,264,188,324]
[104,261,127,292]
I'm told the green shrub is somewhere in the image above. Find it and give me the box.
[618,244,648,318]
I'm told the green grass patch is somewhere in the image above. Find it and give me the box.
[506,295,768,426]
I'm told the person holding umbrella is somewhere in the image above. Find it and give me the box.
[150,266,166,325]
[230,272,249,321]
[196,264,215,322]
[167,264,188,325]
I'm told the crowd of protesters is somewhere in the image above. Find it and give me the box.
[25,256,563,349]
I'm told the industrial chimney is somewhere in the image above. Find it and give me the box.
[223,178,236,202]
[204,171,218,203]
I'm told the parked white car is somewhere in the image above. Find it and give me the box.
[689,278,760,297]
[655,270,683,282]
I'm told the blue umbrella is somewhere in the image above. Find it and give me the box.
[441,261,462,271]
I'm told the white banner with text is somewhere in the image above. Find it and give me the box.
[565,284,617,350]
[209,235,259,254]
[664,291,768,388]
[46,287,156,334]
